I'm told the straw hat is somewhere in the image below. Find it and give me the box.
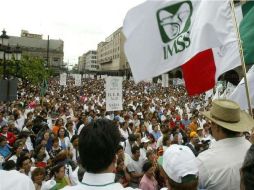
[202,99,254,132]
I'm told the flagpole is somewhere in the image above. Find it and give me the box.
[230,0,253,117]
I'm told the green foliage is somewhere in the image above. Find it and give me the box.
[0,55,51,85]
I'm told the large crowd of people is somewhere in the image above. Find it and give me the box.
[0,76,253,190]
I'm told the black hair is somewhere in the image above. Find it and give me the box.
[131,145,140,155]
[162,135,170,146]
[57,127,68,137]
[78,119,121,173]
[18,131,29,139]
[116,144,123,153]
[142,161,153,173]
[70,135,79,144]
[128,134,136,142]
[2,160,16,171]
[219,125,241,138]
[0,135,7,143]
[241,144,254,190]
[50,162,65,178]
[16,156,30,170]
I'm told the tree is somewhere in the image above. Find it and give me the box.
[0,55,52,85]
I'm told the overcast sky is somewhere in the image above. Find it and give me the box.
[0,0,145,66]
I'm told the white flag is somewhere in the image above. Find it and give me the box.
[106,77,123,111]
[123,0,239,92]
[75,74,82,86]
[60,73,67,86]
[229,66,254,110]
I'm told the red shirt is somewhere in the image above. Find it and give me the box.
[0,132,16,146]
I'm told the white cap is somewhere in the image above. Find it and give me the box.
[162,144,198,183]
[141,137,150,143]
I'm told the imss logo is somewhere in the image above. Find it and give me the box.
[156,1,193,59]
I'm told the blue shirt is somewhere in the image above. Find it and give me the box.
[0,144,11,158]
[152,131,162,141]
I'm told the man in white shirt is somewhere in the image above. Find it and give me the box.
[63,119,136,190]
[127,146,145,188]
[197,99,254,190]
[0,169,35,190]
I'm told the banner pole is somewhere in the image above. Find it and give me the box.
[230,0,253,117]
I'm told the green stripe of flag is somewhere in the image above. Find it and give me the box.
[240,1,254,64]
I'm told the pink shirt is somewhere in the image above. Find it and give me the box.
[139,174,158,190]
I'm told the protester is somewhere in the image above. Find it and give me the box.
[115,158,131,187]
[31,167,46,190]
[0,124,16,146]
[162,144,199,190]
[63,118,136,189]
[240,144,254,190]
[127,145,145,188]
[0,135,12,160]
[0,169,35,189]
[197,99,254,190]
[139,161,158,190]
[186,132,200,157]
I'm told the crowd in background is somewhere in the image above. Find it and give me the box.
[0,76,253,190]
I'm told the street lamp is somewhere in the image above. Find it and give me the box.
[0,29,22,101]
[0,29,9,46]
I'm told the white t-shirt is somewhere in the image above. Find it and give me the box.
[0,170,35,190]
[127,157,145,174]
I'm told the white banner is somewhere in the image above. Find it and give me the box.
[75,74,82,86]
[60,73,67,86]
[106,77,123,111]
[162,74,169,87]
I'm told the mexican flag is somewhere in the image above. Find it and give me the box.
[123,0,241,96]
[236,1,254,65]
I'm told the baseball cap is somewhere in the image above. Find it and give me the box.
[141,137,150,143]
[162,144,198,183]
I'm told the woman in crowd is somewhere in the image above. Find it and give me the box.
[8,141,24,163]
[52,118,64,135]
[32,167,46,190]
[49,137,62,159]
[115,158,131,187]
[50,162,71,189]
[57,127,71,151]
[139,161,158,190]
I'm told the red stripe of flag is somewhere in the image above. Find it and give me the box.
[181,49,216,96]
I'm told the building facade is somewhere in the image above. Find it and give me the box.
[9,30,64,72]
[97,27,130,76]
[78,50,99,73]
[78,54,86,72]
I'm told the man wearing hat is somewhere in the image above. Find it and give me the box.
[197,99,254,190]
